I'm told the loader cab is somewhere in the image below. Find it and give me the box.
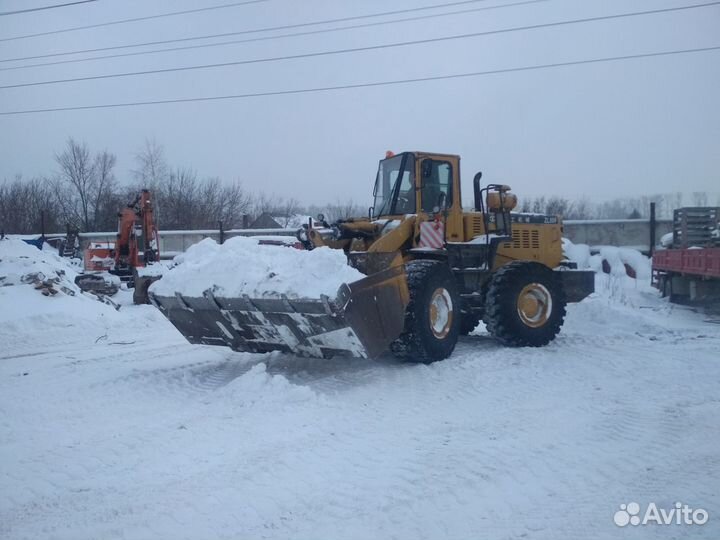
[372,151,464,241]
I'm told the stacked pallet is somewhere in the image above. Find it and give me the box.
[672,207,720,248]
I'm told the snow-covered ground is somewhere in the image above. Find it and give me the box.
[1,240,719,539]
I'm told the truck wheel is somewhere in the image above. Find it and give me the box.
[390,260,461,363]
[483,261,566,347]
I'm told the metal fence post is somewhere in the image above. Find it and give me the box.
[649,202,656,255]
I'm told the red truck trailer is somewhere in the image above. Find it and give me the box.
[652,207,720,303]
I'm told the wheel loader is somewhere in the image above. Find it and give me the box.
[150,151,595,362]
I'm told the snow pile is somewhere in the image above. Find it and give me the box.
[171,237,221,266]
[135,262,167,277]
[561,240,602,273]
[150,236,364,299]
[599,245,651,280]
[216,362,317,408]
[562,239,656,305]
[0,238,81,295]
[660,231,674,248]
[562,239,651,280]
[0,239,131,335]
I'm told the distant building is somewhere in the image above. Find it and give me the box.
[249,212,282,229]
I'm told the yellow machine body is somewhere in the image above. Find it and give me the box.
[151,151,593,361]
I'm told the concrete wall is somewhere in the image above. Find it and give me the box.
[79,228,295,259]
[74,219,673,257]
[563,219,673,252]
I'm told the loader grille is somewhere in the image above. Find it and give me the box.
[469,215,484,236]
[505,229,540,250]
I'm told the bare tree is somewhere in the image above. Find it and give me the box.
[545,196,571,216]
[566,196,593,219]
[250,192,275,218]
[55,138,96,231]
[161,166,199,229]
[519,196,533,213]
[272,197,301,228]
[692,191,708,206]
[531,196,547,214]
[218,181,252,228]
[660,192,683,218]
[132,139,169,190]
[91,150,117,230]
[307,200,365,222]
[0,175,60,234]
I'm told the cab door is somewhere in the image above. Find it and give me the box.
[416,156,462,247]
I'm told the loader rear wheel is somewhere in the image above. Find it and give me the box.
[483,261,566,347]
[390,260,460,363]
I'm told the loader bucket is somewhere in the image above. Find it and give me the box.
[149,265,409,359]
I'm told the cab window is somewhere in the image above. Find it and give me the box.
[421,160,452,213]
[394,168,416,214]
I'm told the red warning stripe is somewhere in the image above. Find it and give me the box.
[419,221,444,249]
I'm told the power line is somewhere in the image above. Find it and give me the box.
[0,0,268,42]
[0,0,519,60]
[1,2,717,91]
[2,45,717,116]
[0,0,547,72]
[0,0,97,16]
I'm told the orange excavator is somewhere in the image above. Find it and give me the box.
[114,189,160,277]
[76,189,162,303]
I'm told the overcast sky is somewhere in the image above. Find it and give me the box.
[0,0,718,207]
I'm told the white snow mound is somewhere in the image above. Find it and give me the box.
[660,232,674,248]
[150,236,364,299]
[135,262,167,277]
[0,238,81,293]
[0,238,128,327]
[599,245,651,280]
[563,238,651,279]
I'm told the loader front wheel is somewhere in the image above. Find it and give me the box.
[390,260,461,363]
[483,261,566,347]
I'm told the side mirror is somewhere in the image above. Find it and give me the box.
[316,213,325,222]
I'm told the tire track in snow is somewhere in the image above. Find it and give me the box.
[3,286,720,539]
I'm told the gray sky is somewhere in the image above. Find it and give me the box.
[0,0,718,207]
